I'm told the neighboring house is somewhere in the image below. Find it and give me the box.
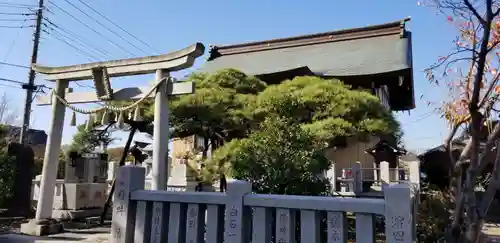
[3,125,47,145]
[3,125,48,183]
[172,18,415,184]
[3,125,48,155]
[418,121,499,189]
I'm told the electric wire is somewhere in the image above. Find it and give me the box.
[0,24,33,28]
[74,0,158,54]
[405,111,435,125]
[0,83,20,89]
[0,5,36,9]
[42,19,116,67]
[41,20,122,89]
[47,1,136,57]
[0,19,28,73]
[43,17,118,59]
[45,18,116,58]
[0,76,52,93]
[0,12,34,16]
[61,0,149,55]
[73,81,95,89]
[42,29,100,61]
[0,62,30,69]
[42,6,132,85]
[0,2,37,8]
[42,22,110,61]
[0,18,35,22]
[0,77,24,84]
[42,20,118,89]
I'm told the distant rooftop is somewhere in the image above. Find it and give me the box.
[2,125,47,146]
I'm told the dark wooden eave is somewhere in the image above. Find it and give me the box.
[365,139,407,156]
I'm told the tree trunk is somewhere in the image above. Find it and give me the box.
[219,174,227,192]
[202,135,210,159]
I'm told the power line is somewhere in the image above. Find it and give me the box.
[44,27,105,60]
[0,19,27,74]
[0,24,33,28]
[42,29,99,61]
[42,23,108,60]
[0,18,34,22]
[0,77,24,84]
[405,111,435,125]
[0,5,36,9]
[0,2,37,8]
[61,0,149,55]
[48,27,109,60]
[43,17,118,59]
[0,78,50,92]
[47,1,136,57]
[0,83,20,89]
[44,18,116,58]
[75,0,159,54]
[0,61,30,69]
[73,81,95,89]
[0,12,34,16]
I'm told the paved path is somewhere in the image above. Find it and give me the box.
[484,221,500,243]
[0,227,110,243]
[483,211,500,243]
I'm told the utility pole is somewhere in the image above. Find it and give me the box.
[19,0,44,144]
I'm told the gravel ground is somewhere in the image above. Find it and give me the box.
[0,230,111,243]
[0,217,28,234]
[0,216,111,243]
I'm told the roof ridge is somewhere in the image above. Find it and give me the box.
[208,17,411,60]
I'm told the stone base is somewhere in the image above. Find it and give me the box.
[20,219,64,236]
[51,208,109,220]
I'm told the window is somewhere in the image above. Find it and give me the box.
[375,85,390,110]
[195,135,205,151]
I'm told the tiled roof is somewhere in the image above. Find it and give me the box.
[200,18,414,111]
[203,18,412,77]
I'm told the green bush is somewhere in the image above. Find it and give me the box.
[416,183,453,242]
[205,116,331,196]
[0,149,14,207]
[0,126,14,207]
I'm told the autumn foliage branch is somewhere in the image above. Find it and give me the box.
[420,0,500,241]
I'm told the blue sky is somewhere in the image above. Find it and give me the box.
[0,0,457,153]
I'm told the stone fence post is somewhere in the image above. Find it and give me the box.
[224,180,252,243]
[111,165,145,243]
[379,161,390,190]
[352,161,362,193]
[407,161,420,189]
[384,183,414,242]
[325,163,336,192]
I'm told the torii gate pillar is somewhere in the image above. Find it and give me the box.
[35,79,69,220]
[152,69,169,191]
[20,43,204,236]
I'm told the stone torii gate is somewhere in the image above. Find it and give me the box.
[20,43,205,236]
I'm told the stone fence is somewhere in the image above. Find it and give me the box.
[110,165,418,243]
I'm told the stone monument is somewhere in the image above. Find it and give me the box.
[32,151,109,220]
